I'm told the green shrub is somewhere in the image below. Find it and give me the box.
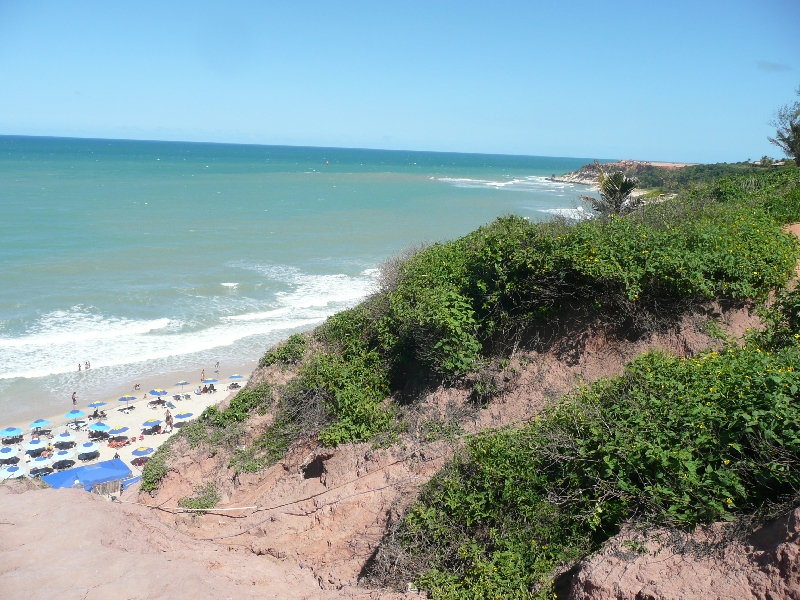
[387,296,800,598]
[140,435,179,493]
[254,171,800,454]
[260,333,307,367]
[200,382,273,427]
[140,383,273,491]
[178,482,220,513]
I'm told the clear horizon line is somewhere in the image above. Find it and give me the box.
[0,132,630,163]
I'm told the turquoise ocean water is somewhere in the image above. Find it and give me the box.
[0,135,599,423]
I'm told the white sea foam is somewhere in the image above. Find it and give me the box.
[0,267,377,381]
[539,206,594,221]
[438,175,576,192]
[220,282,239,288]
[0,312,170,348]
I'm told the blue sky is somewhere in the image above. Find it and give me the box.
[0,0,797,163]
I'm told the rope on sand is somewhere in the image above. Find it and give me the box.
[198,475,421,541]
[117,450,442,530]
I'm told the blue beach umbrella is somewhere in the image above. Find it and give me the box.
[149,388,168,396]
[174,412,193,420]
[30,455,51,468]
[30,419,50,429]
[51,449,74,464]
[108,426,129,436]
[24,439,47,451]
[176,380,190,389]
[77,441,100,454]
[1,426,23,438]
[119,396,136,404]
[140,419,162,429]
[0,465,25,480]
[88,401,107,408]
[88,422,111,432]
[65,409,85,420]
[53,431,77,444]
[0,446,19,459]
[229,374,243,379]
[201,378,217,384]
[132,446,154,457]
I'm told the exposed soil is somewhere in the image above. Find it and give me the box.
[0,304,765,598]
[564,507,800,600]
[549,159,694,186]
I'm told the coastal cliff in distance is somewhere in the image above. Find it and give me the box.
[549,159,696,186]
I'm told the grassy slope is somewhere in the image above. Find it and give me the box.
[626,162,794,192]
[367,167,800,598]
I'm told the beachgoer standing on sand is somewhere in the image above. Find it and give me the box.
[72,392,77,406]
[214,361,219,374]
[201,369,205,381]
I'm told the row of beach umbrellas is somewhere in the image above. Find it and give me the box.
[0,375,227,477]
[2,375,243,436]
[0,378,228,479]
[1,411,195,440]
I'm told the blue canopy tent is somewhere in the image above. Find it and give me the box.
[41,458,132,492]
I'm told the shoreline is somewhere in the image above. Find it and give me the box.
[1,362,258,478]
[0,357,260,425]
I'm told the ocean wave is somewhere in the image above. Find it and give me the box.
[539,207,594,221]
[0,267,377,381]
[0,311,170,348]
[438,176,576,192]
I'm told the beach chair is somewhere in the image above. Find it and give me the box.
[182,394,191,401]
[173,395,181,402]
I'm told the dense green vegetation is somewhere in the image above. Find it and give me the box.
[139,434,178,493]
[199,381,273,428]
[259,333,307,368]
[631,162,795,191]
[254,168,799,458]
[376,289,800,599]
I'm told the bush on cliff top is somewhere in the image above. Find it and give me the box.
[260,333,307,368]
[371,289,800,599]
[262,171,799,450]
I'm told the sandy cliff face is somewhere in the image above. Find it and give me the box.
[137,305,756,596]
[0,305,768,599]
[566,508,800,600]
[550,159,693,186]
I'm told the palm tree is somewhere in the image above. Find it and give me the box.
[580,165,640,216]
[769,86,800,167]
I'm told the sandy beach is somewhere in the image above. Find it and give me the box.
[0,366,254,481]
